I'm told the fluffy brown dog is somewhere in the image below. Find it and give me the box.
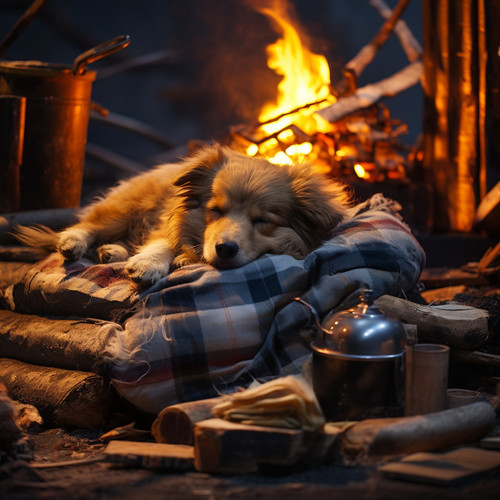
[16,145,351,284]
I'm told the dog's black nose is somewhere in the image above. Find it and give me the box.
[215,242,239,259]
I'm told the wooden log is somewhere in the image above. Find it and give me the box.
[344,0,411,79]
[451,349,500,369]
[0,309,119,372]
[0,358,116,429]
[193,418,306,474]
[370,0,422,62]
[375,294,489,349]
[341,402,495,460]
[103,440,194,471]
[151,397,225,445]
[422,0,483,232]
[0,208,77,244]
[316,61,422,123]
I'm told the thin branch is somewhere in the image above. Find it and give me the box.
[316,60,423,123]
[344,0,412,79]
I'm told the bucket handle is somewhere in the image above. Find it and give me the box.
[72,35,131,75]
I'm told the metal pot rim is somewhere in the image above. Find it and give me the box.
[312,343,406,361]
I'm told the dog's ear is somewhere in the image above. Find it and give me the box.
[289,165,351,251]
[173,145,225,200]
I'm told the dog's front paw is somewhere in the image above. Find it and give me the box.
[97,243,130,263]
[58,229,91,260]
[124,253,171,285]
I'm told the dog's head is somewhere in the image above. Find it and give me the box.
[174,145,351,268]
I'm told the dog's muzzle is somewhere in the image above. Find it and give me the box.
[215,242,239,260]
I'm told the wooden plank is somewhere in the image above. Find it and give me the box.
[420,285,466,303]
[193,418,305,474]
[419,267,492,288]
[378,447,500,484]
[103,440,194,470]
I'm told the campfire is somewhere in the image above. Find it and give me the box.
[228,0,421,184]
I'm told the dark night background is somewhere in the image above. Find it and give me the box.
[0,0,423,196]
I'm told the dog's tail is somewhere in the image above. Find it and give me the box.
[13,224,59,256]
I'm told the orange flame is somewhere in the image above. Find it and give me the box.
[250,0,336,164]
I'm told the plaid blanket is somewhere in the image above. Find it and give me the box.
[107,195,426,414]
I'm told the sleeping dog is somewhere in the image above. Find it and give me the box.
[16,145,351,284]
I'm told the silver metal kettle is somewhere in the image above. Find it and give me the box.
[297,289,407,421]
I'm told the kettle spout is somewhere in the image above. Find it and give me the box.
[294,298,326,333]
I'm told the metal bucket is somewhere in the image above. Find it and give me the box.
[0,61,96,209]
[0,35,130,211]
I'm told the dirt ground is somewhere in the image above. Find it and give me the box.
[1,427,500,500]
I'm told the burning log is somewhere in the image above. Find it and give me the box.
[316,61,422,124]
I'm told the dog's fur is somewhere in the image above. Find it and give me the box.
[16,145,351,284]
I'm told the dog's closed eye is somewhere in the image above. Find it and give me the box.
[251,216,271,226]
[208,207,224,220]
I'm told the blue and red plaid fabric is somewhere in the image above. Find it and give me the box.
[0,195,425,413]
[107,196,425,413]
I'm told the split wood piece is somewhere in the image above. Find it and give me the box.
[316,61,422,124]
[103,440,194,471]
[0,358,117,429]
[477,241,500,275]
[11,400,43,432]
[0,309,119,372]
[420,285,467,304]
[370,0,422,62]
[341,401,495,461]
[0,208,77,245]
[193,418,307,474]
[378,447,500,485]
[374,294,489,349]
[151,397,225,445]
[0,384,21,450]
[451,349,500,370]
[474,180,500,237]
[344,0,412,79]
[419,267,492,288]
